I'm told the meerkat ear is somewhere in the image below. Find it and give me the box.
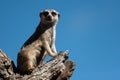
[58,14,60,18]
[40,12,42,18]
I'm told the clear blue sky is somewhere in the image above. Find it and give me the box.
[0,0,120,80]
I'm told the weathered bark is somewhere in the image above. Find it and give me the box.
[0,49,75,80]
[0,49,15,80]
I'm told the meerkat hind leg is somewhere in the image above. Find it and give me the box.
[27,60,35,72]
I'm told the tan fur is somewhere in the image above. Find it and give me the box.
[17,9,60,74]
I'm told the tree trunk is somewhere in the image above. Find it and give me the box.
[0,49,75,80]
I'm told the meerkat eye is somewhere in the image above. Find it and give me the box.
[51,12,57,16]
[43,12,49,16]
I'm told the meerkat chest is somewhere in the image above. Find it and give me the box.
[41,28,54,42]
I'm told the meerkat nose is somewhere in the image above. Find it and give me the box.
[47,15,52,21]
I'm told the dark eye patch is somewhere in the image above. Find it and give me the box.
[51,12,57,16]
[43,11,49,16]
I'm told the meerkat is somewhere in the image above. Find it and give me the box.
[17,9,60,74]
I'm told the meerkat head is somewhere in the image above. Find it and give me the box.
[40,9,60,25]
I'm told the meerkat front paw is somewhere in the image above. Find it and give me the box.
[51,52,57,57]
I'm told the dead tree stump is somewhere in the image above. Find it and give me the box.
[0,49,75,80]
